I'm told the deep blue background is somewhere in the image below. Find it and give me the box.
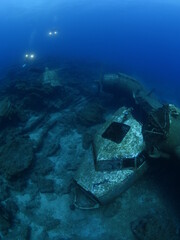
[0,0,180,104]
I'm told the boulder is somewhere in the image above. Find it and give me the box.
[77,103,105,126]
[0,137,34,179]
[131,211,179,240]
[0,204,12,235]
[0,97,19,127]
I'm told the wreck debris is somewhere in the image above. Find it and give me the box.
[93,107,145,171]
[102,73,162,113]
[74,153,147,206]
[74,107,147,206]
[143,104,180,159]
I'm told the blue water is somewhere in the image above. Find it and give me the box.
[1,2,180,239]
[0,0,180,104]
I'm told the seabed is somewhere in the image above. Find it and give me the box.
[0,60,179,240]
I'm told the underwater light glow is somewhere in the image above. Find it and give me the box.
[24,53,35,60]
[48,31,58,36]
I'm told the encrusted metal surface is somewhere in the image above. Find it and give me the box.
[74,156,134,204]
[93,107,145,171]
[74,155,148,204]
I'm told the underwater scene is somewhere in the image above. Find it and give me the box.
[0,0,180,239]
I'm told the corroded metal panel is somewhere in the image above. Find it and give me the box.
[93,107,145,171]
[74,156,147,205]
